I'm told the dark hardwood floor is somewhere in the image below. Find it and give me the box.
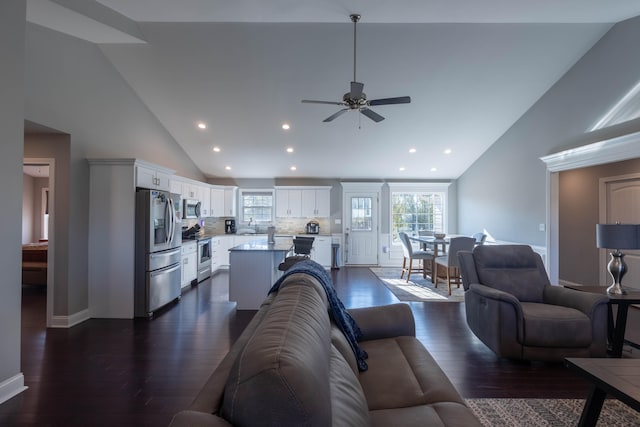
[1,267,592,426]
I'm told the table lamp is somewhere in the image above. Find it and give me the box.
[595,223,640,295]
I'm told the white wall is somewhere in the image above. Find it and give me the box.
[0,0,26,404]
[457,16,640,246]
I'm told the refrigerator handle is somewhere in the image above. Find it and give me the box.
[168,198,176,245]
[164,198,171,245]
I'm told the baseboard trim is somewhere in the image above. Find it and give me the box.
[50,309,90,328]
[0,373,27,405]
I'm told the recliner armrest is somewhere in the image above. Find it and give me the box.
[347,303,415,341]
[468,283,521,307]
[543,285,609,318]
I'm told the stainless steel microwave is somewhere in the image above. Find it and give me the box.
[183,199,201,219]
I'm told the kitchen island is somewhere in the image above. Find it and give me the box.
[228,237,293,310]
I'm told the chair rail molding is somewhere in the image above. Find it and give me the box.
[540,130,640,284]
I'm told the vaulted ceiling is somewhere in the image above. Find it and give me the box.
[25,1,640,179]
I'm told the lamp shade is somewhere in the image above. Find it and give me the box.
[595,224,640,250]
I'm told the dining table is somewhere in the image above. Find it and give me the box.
[408,234,466,283]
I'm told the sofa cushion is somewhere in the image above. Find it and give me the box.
[358,336,465,411]
[331,324,358,375]
[473,245,550,302]
[521,302,592,347]
[221,279,332,426]
[329,344,370,427]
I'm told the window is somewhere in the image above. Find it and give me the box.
[350,196,373,231]
[389,184,448,244]
[240,190,274,223]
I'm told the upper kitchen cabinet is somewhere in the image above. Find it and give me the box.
[210,186,237,217]
[301,188,331,218]
[224,187,237,217]
[275,188,302,218]
[135,161,172,191]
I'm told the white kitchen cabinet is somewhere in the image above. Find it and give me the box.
[212,235,234,271]
[308,235,331,268]
[224,187,237,217]
[210,188,225,217]
[182,182,199,200]
[200,185,211,217]
[275,188,302,217]
[181,242,198,287]
[209,186,236,217]
[301,188,331,218]
[135,163,171,191]
[169,179,183,195]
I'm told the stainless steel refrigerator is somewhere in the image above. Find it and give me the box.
[134,189,182,318]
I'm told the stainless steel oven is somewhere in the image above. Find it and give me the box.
[197,237,212,282]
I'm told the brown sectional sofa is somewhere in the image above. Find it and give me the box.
[169,269,480,426]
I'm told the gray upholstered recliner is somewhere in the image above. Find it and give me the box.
[457,245,608,361]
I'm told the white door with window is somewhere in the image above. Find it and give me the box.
[342,183,381,265]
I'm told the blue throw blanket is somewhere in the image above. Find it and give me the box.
[269,260,369,372]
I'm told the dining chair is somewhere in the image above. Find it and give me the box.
[417,229,434,250]
[399,232,434,282]
[434,237,475,295]
[278,237,315,271]
[472,232,487,246]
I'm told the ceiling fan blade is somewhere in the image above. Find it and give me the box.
[323,109,349,122]
[360,107,385,122]
[350,81,364,99]
[368,96,411,106]
[302,100,346,106]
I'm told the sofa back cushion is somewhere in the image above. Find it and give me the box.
[472,245,551,302]
[221,274,334,426]
[329,344,370,427]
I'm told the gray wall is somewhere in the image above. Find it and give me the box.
[559,158,640,284]
[457,16,640,246]
[23,24,205,317]
[0,0,25,397]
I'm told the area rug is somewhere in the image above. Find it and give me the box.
[369,267,465,302]
[465,398,640,426]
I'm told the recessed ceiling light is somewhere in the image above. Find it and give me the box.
[213,146,221,152]
[197,122,207,129]
[430,167,437,172]
[225,166,231,171]
[286,147,294,153]
[282,123,291,130]
[444,149,452,154]
[399,167,406,171]
[290,166,297,171]
[409,148,417,153]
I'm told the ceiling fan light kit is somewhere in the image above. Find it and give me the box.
[301,13,411,123]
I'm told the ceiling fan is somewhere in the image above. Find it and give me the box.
[301,14,411,123]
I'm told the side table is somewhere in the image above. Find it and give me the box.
[564,285,640,357]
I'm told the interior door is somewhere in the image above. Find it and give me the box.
[344,192,378,265]
[601,175,640,290]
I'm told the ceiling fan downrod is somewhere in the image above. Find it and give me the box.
[351,14,360,83]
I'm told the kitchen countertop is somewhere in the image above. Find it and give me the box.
[229,237,293,252]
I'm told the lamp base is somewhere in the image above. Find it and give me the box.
[606,251,627,295]
[607,282,627,295]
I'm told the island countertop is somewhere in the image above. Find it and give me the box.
[229,237,293,252]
